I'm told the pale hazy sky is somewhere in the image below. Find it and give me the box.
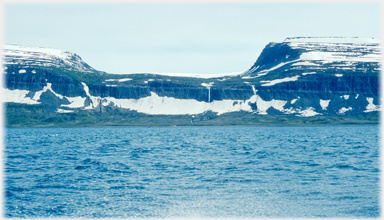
[4,3,381,74]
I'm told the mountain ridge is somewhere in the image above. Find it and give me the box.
[2,37,381,126]
[3,44,101,73]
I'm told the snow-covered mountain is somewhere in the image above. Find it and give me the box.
[2,38,381,126]
[243,37,380,76]
[3,44,98,73]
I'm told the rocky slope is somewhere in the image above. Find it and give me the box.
[2,37,381,126]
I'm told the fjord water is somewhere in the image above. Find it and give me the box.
[4,125,380,218]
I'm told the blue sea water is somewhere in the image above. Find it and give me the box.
[4,125,380,218]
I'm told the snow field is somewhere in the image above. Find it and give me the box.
[3,88,39,104]
[4,44,71,60]
[284,37,380,44]
[299,51,381,62]
[4,82,381,117]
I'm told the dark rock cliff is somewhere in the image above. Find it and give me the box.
[3,38,381,120]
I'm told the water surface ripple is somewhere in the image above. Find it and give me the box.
[4,125,380,218]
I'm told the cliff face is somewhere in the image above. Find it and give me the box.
[3,37,381,121]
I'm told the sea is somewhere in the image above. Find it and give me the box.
[4,125,380,218]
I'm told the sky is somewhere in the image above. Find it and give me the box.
[3,2,381,74]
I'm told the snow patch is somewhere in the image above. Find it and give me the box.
[341,95,350,100]
[254,98,287,115]
[260,60,296,73]
[364,97,381,112]
[3,88,40,104]
[105,78,132,82]
[118,78,132,82]
[201,82,214,89]
[242,75,259,79]
[339,107,352,114]
[298,107,320,117]
[5,82,87,109]
[299,51,380,62]
[261,75,300,86]
[283,107,297,114]
[292,61,321,66]
[320,100,330,110]
[251,89,287,115]
[57,109,75,113]
[61,97,86,108]
[302,72,317,76]
[81,82,100,109]
[32,83,64,100]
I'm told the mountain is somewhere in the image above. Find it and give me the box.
[3,37,381,127]
[240,37,381,115]
[3,45,100,73]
